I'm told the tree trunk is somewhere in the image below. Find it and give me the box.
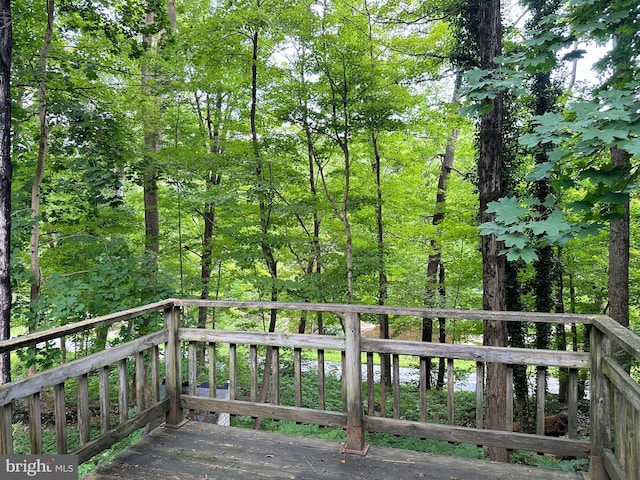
[28,0,54,377]
[608,146,630,328]
[0,0,11,385]
[478,0,508,462]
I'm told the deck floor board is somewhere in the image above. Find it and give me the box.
[83,421,585,480]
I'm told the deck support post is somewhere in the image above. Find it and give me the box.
[342,312,369,455]
[165,305,186,427]
[589,326,611,480]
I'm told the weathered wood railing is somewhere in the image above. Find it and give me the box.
[0,299,638,480]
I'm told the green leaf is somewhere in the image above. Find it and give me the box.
[526,162,555,181]
[485,197,528,225]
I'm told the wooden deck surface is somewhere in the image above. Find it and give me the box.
[83,421,586,480]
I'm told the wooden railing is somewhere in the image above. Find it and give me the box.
[0,299,638,480]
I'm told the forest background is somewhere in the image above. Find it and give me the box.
[0,0,637,403]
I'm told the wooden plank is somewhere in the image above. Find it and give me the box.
[536,367,546,436]
[87,421,585,480]
[208,343,217,399]
[419,356,427,422]
[151,345,159,404]
[591,315,640,360]
[272,347,280,405]
[364,416,591,458]
[0,403,12,454]
[392,354,400,420]
[164,306,183,427]
[568,369,578,439]
[54,382,68,453]
[0,331,167,406]
[74,398,170,465]
[362,338,589,368]
[603,448,627,480]
[249,345,257,402]
[179,328,343,351]
[0,299,172,354]
[367,352,374,416]
[229,343,237,400]
[343,312,364,452]
[614,389,626,475]
[135,351,145,414]
[603,357,640,412]
[447,358,454,426]
[188,342,197,396]
[173,298,596,326]
[590,327,612,462]
[99,366,111,434]
[181,395,347,428]
[118,359,128,424]
[78,374,91,445]
[476,362,484,430]
[29,392,42,454]
[317,349,325,410]
[506,365,513,432]
[294,347,302,408]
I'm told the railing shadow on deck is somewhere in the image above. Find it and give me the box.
[0,299,638,480]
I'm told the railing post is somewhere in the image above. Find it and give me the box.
[590,325,612,480]
[165,305,185,427]
[342,312,368,455]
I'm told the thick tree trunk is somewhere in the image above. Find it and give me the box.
[478,0,508,462]
[608,147,630,328]
[0,0,11,385]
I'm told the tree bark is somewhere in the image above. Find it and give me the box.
[608,146,630,328]
[478,0,508,462]
[28,0,54,377]
[0,0,11,385]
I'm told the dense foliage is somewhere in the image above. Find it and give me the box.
[6,0,639,344]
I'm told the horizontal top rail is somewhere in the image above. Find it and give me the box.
[173,299,598,325]
[0,299,600,357]
[591,314,640,360]
[0,330,168,406]
[0,299,173,354]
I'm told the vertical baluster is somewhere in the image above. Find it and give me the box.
[188,342,197,396]
[29,392,42,454]
[229,343,237,400]
[136,351,145,415]
[568,368,578,439]
[392,354,400,420]
[272,347,280,405]
[208,343,217,399]
[475,362,484,430]
[447,358,454,426]
[506,365,513,432]
[294,347,302,407]
[99,366,110,434]
[0,403,12,454]
[54,383,67,453]
[250,345,258,402]
[77,374,91,445]
[536,366,546,436]
[317,349,326,410]
[118,359,128,424]
[419,356,428,422]
[151,345,160,404]
[366,352,374,416]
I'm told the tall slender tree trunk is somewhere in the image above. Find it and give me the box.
[28,0,54,376]
[608,147,630,328]
[478,0,508,462]
[0,0,11,385]
[423,81,459,389]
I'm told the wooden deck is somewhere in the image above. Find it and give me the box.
[83,421,586,480]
